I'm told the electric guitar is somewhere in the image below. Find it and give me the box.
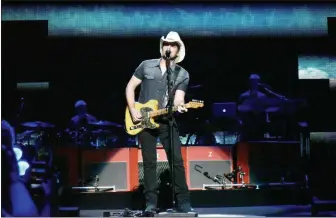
[125,99,204,135]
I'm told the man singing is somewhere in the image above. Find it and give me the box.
[125,31,192,213]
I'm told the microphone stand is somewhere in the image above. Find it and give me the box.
[262,86,289,139]
[263,86,288,101]
[166,57,177,211]
[158,54,196,217]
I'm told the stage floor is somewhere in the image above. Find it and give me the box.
[79,205,336,217]
[60,188,311,210]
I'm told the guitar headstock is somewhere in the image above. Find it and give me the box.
[186,99,204,109]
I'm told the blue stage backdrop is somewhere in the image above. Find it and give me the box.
[2,3,336,37]
[298,56,336,80]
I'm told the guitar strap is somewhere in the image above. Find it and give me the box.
[159,68,179,109]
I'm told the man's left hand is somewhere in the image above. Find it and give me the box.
[177,104,188,113]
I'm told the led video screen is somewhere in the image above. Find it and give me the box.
[2,4,336,37]
[310,132,336,143]
[298,56,336,89]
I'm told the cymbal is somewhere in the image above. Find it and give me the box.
[92,129,113,135]
[265,106,281,113]
[17,130,42,140]
[21,121,55,129]
[89,120,123,128]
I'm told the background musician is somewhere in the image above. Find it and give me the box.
[67,100,97,145]
[125,31,192,213]
[237,74,267,140]
[69,100,97,129]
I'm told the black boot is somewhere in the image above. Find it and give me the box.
[177,202,194,213]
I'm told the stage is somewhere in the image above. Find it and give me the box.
[57,184,336,217]
[73,205,336,217]
[60,188,310,209]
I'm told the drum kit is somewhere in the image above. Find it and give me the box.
[16,120,124,149]
[15,120,124,187]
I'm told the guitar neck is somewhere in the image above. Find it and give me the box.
[149,105,183,118]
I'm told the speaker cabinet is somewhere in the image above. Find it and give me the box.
[136,146,188,186]
[53,147,138,191]
[82,148,137,192]
[138,147,169,185]
[186,146,232,189]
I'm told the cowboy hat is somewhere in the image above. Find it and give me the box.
[249,74,261,80]
[75,100,87,108]
[160,31,185,63]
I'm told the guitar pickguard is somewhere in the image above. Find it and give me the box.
[140,107,156,129]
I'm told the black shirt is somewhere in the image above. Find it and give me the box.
[133,59,189,108]
[70,113,97,130]
[238,90,267,115]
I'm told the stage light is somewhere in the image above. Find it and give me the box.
[18,160,30,176]
[13,146,23,160]
[13,144,31,176]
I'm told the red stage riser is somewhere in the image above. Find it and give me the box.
[236,142,250,184]
[54,146,237,191]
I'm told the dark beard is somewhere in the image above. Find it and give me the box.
[162,55,177,61]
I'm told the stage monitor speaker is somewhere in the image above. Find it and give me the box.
[187,146,232,189]
[328,17,336,36]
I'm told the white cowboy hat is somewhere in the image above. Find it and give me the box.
[160,31,185,63]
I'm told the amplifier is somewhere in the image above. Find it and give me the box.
[53,147,138,192]
[186,146,232,190]
[82,148,137,192]
[137,146,188,186]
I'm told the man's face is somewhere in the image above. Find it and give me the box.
[249,79,259,90]
[76,105,87,115]
[162,42,180,60]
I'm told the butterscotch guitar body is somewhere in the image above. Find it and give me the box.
[125,100,160,135]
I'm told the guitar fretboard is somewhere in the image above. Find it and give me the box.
[149,106,180,118]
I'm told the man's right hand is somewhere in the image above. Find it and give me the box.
[130,108,142,123]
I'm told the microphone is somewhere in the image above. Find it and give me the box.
[165,49,171,59]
